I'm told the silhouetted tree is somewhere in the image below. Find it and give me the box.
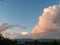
[34,40,38,45]
[0,34,16,45]
[14,40,17,43]
[51,40,59,45]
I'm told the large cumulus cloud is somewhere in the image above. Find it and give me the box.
[31,5,60,39]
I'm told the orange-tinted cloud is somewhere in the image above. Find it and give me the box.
[31,5,60,39]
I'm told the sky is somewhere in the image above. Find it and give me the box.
[0,0,60,39]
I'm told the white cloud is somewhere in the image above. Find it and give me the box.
[21,32,28,35]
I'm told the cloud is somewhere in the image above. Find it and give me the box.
[1,5,60,39]
[31,5,60,39]
[21,32,28,35]
[6,33,19,39]
[0,22,26,32]
[2,32,31,39]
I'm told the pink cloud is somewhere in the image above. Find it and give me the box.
[31,5,60,39]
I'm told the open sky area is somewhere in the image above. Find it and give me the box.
[0,0,60,39]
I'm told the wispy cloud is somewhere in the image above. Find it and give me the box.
[0,22,26,32]
[6,33,19,39]
[0,22,27,39]
[2,32,31,39]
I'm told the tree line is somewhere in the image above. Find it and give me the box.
[0,34,60,45]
